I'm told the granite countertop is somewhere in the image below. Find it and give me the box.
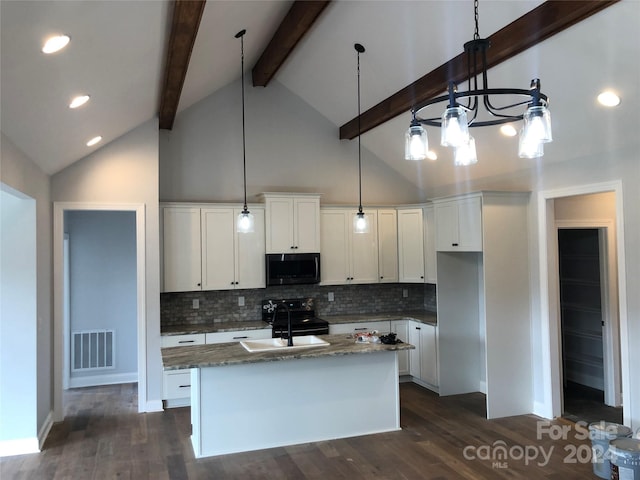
[322,311,437,326]
[162,333,415,370]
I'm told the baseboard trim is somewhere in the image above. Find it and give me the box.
[0,437,40,458]
[144,400,164,413]
[69,372,137,389]
[533,400,552,419]
[38,410,54,450]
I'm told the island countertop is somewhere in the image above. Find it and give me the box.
[162,333,414,371]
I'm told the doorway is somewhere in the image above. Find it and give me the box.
[558,228,622,424]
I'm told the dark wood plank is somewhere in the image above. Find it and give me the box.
[0,382,597,479]
[158,0,207,130]
[339,0,620,139]
[252,1,331,87]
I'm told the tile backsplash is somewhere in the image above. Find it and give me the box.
[161,283,437,327]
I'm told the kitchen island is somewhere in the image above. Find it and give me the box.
[162,334,414,458]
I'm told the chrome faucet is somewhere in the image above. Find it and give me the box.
[272,301,293,347]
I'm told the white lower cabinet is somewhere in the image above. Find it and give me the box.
[408,321,438,390]
[205,328,272,344]
[391,320,409,376]
[328,321,390,335]
[161,334,205,407]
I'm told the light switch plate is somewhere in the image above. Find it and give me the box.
[238,296,245,307]
[328,292,334,302]
[402,289,408,298]
[192,299,200,309]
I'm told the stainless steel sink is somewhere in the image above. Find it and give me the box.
[240,335,330,353]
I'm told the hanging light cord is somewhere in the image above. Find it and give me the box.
[356,44,364,214]
[236,29,248,212]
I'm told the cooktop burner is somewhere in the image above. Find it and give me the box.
[262,298,329,337]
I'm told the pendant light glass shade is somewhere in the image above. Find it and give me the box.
[354,211,370,234]
[441,106,470,147]
[454,136,478,166]
[518,128,544,158]
[522,105,552,144]
[404,120,428,160]
[237,210,255,233]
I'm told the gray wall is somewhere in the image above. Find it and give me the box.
[0,132,52,446]
[160,77,425,205]
[66,211,137,380]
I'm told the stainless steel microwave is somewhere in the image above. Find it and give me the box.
[266,253,321,286]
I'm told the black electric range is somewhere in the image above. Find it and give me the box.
[262,298,329,338]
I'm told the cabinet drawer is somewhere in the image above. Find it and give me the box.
[329,321,390,335]
[163,370,192,399]
[161,333,205,348]
[205,328,272,344]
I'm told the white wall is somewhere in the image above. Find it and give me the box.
[160,77,425,205]
[529,148,639,429]
[0,188,37,451]
[51,118,161,410]
[65,211,137,380]
[0,132,52,449]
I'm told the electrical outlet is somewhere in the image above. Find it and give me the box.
[328,292,334,302]
[402,289,408,298]
[238,296,245,307]
[192,299,200,309]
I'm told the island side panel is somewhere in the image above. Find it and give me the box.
[192,350,399,458]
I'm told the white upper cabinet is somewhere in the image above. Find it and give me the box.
[397,208,425,283]
[423,205,437,284]
[434,195,482,251]
[263,194,321,253]
[163,207,202,292]
[162,204,265,292]
[377,209,399,283]
[201,207,265,290]
[320,208,379,285]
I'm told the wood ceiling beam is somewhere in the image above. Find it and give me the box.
[159,0,206,130]
[252,1,331,87]
[339,0,619,140]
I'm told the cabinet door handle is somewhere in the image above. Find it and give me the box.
[197,283,201,287]
[380,276,384,279]
[452,243,459,247]
[420,276,424,279]
[415,327,421,330]
[178,385,191,388]
[178,340,195,344]
[232,336,248,340]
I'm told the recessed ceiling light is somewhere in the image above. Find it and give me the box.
[597,91,620,107]
[500,124,518,137]
[86,136,102,147]
[42,35,70,54]
[426,150,438,161]
[69,95,90,109]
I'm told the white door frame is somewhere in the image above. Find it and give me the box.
[53,202,147,420]
[555,221,621,407]
[537,181,629,423]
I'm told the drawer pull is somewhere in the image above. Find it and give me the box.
[452,243,459,247]
[232,336,248,340]
[178,340,195,344]
[178,385,191,388]
[354,327,368,331]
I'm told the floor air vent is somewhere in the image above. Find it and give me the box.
[72,329,115,371]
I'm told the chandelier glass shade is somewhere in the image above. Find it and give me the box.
[235,29,254,233]
[404,0,552,163]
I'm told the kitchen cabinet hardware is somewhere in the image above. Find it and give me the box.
[354,327,368,331]
[179,385,190,388]
[232,336,248,340]
[178,340,195,344]
[452,243,458,246]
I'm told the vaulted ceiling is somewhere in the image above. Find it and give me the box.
[2,0,638,195]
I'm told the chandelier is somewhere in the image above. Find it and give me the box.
[404,0,552,164]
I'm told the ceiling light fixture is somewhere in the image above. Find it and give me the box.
[69,95,90,109]
[404,0,552,162]
[42,35,70,54]
[353,43,369,234]
[235,29,254,234]
[86,136,102,147]
[597,90,620,107]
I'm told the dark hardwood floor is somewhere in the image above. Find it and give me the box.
[563,381,623,425]
[1,382,596,479]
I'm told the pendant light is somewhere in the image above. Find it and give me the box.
[235,29,254,233]
[353,43,369,234]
